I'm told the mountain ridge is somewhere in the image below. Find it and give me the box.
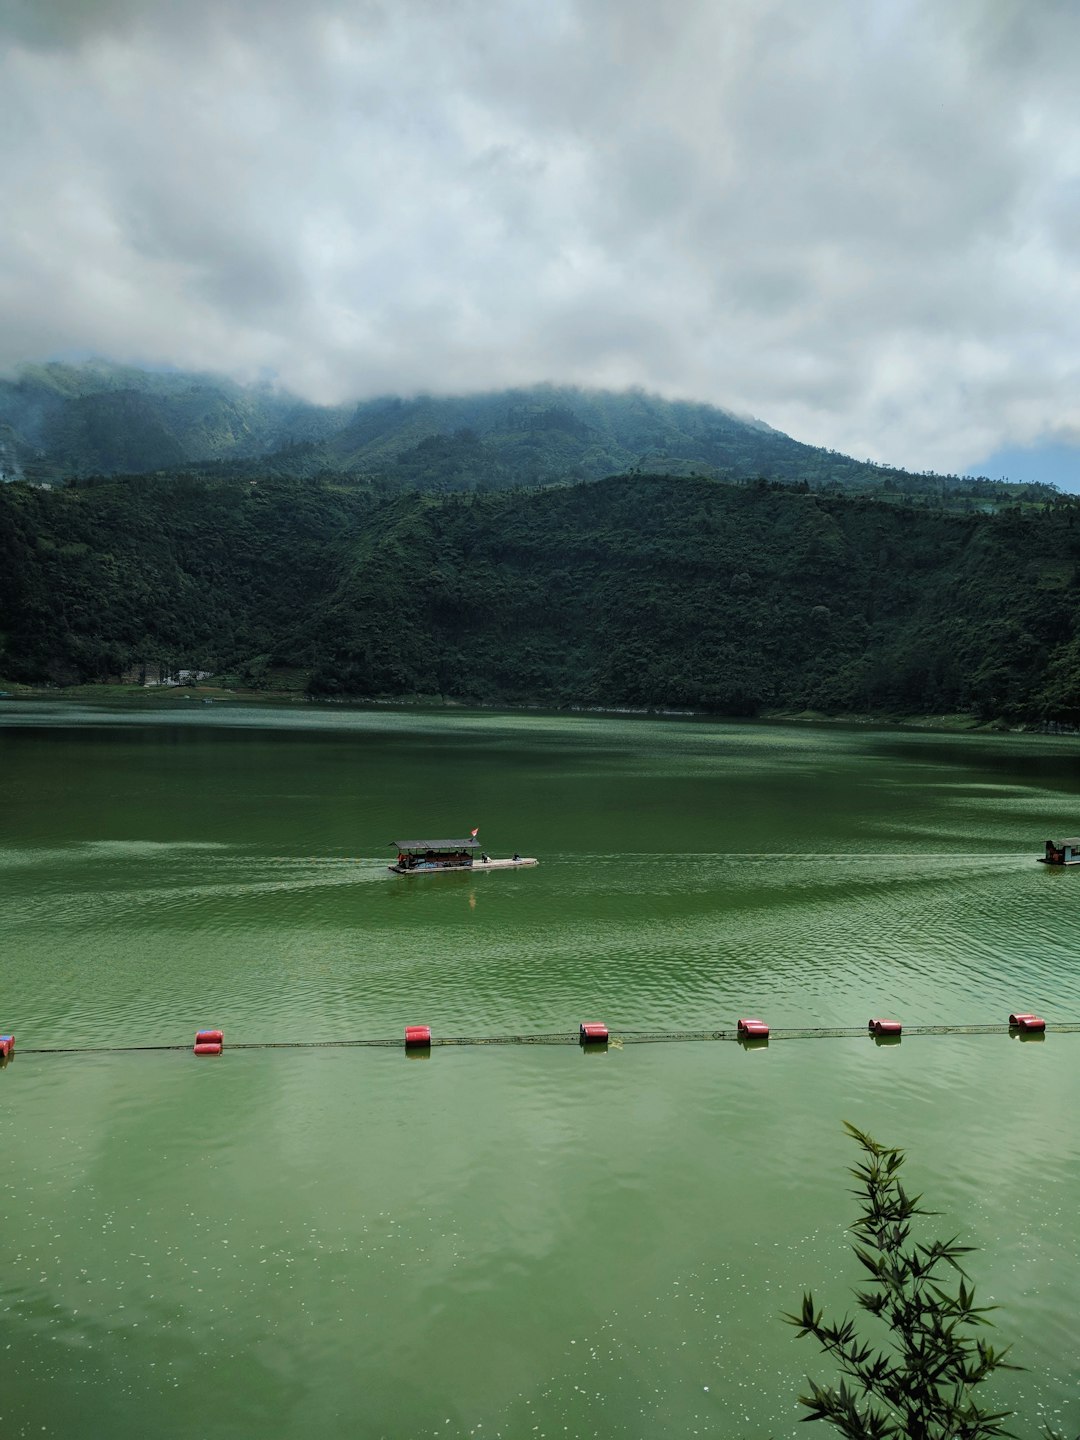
[0,361,1051,503]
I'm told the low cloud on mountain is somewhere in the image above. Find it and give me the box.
[3,0,1080,478]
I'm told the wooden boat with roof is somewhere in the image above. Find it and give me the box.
[1039,838,1080,866]
[388,836,539,875]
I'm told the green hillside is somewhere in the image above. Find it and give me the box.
[2,469,1079,723]
[0,363,1057,505]
[0,361,349,482]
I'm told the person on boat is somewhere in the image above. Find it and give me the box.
[481,852,490,863]
[512,852,520,862]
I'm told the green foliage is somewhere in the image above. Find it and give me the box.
[785,1124,1018,1440]
[3,469,1080,723]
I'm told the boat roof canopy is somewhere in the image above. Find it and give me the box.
[1049,837,1080,847]
[392,838,480,852]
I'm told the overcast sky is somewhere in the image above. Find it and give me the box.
[3,0,1080,479]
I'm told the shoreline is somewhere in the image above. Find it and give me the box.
[0,679,1073,737]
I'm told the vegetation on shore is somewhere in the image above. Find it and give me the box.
[3,467,1080,724]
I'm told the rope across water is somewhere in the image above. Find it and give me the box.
[8,1021,1080,1057]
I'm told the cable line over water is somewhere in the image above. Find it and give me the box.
[6,1019,1080,1060]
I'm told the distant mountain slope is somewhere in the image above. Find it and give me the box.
[0,361,350,480]
[313,387,787,487]
[0,361,1055,502]
[0,362,815,485]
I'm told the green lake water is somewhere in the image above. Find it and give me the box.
[1,701,1079,1438]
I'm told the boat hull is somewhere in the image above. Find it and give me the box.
[389,857,539,875]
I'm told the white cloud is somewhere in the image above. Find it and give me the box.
[3,0,1080,472]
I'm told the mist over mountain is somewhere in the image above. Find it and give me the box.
[0,361,349,481]
[0,361,1039,500]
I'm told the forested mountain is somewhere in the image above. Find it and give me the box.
[0,361,1052,504]
[0,361,349,482]
[3,469,1079,723]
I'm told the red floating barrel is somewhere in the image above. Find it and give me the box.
[579,1023,609,1043]
[193,1041,222,1055]
[737,1017,769,1038]
[404,1025,431,1048]
[1009,1013,1046,1032]
[195,1030,224,1045]
[869,1018,902,1035]
[0,1035,14,1059]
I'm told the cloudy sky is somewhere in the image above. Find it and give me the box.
[3,0,1080,481]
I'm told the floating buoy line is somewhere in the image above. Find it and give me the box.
[0,1013,1074,1063]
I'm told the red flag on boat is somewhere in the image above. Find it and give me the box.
[470,827,479,837]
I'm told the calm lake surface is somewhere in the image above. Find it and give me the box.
[2,701,1079,1438]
